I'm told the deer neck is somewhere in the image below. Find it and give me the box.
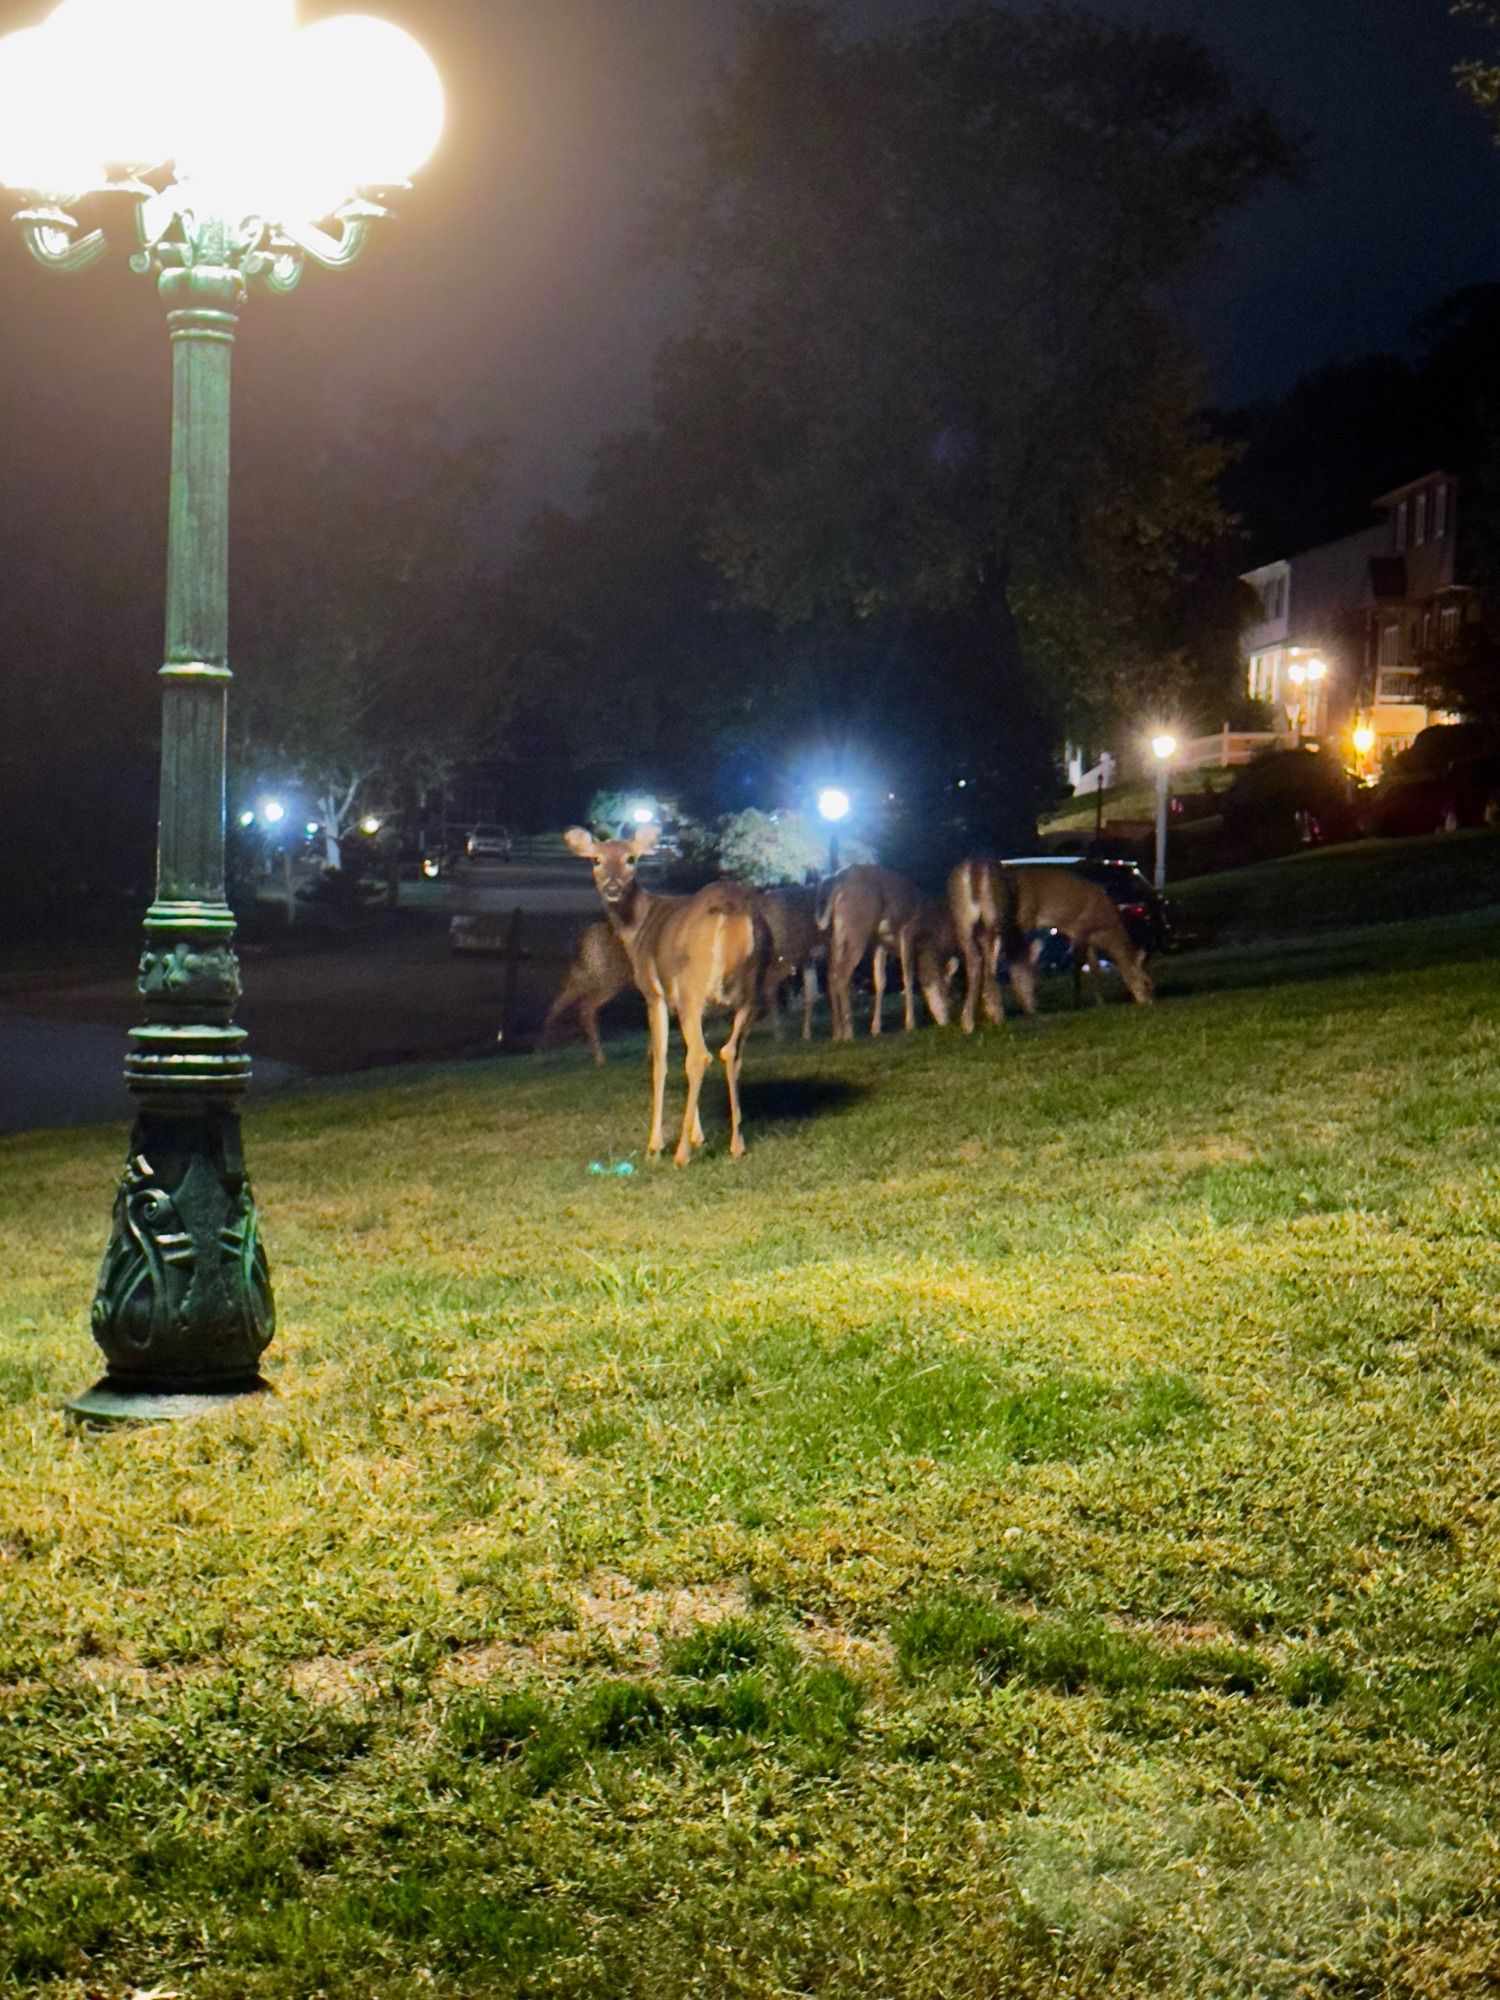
[601,877,653,950]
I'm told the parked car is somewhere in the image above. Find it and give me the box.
[1366,724,1500,837]
[1002,855,1176,973]
[464,823,513,863]
[1219,747,1361,856]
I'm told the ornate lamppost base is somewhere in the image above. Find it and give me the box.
[66,1374,274,1426]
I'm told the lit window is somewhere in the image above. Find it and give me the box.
[1381,620,1401,666]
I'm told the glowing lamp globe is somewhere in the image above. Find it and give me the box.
[0,0,443,229]
[1150,734,1176,763]
[0,28,104,194]
[818,788,851,824]
[1352,724,1376,757]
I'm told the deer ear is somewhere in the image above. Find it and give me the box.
[563,826,599,860]
[631,824,662,858]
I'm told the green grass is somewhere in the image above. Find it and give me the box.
[4,877,1500,1997]
[1168,826,1500,941]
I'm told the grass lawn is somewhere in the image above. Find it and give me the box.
[3,870,1500,1997]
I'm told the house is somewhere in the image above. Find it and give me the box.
[1240,472,1472,766]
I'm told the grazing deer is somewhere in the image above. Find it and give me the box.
[817,864,952,1039]
[564,825,769,1164]
[948,859,1154,1031]
[754,884,823,1039]
[536,921,633,1065]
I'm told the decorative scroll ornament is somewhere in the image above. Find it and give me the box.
[13,181,393,290]
[138,942,242,1008]
[92,1150,273,1368]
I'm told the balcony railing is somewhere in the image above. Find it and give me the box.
[1374,668,1423,706]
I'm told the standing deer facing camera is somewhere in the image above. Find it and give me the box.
[564,826,769,1164]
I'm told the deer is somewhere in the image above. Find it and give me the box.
[564,825,770,1164]
[536,921,634,1065]
[948,859,1154,1031]
[754,884,823,1039]
[817,864,953,1039]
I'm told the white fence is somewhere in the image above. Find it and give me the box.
[1072,728,1279,794]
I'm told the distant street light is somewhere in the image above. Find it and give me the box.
[260,799,286,827]
[1150,733,1176,892]
[0,0,444,1421]
[359,815,383,837]
[1285,656,1327,744]
[629,800,659,828]
[817,787,851,873]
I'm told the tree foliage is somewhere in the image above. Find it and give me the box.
[231,399,505,857]
[663,4,1298,729]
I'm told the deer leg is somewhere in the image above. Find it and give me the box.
[830,929,854,1041]
[959,931,983,1034]
[674,1001,712,1167]
[870,943,887,1035]
[765,968,786,1041]
[1119,939,1155,1005]
[801,960,818,1039]
[646,991,670,1158]
[581,999,606,1065]
[720,1000,754,1158]
[1009,942,1039,1016]
[899,931,916,1031]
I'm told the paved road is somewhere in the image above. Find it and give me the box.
[0,1016,302,1136]
[0,862,622,1136]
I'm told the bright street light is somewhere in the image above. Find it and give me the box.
[359,815,383,836]
[816,788,851,874]
[1352,723,1376,758]
[1286,656,1327,743]
[629,800,658,827]
[1148,732,1176,891]
[0,0,444,1422]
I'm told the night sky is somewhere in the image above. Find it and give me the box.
[0,0,1496,537]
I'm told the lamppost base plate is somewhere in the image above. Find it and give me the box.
[65,1376,275,1426]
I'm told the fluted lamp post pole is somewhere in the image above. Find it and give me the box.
[0,0,444,1421]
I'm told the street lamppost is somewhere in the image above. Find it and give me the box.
[0,0,444,1422]
[817,787,851,874]
[1285,656,1327,744]
[1150,734,1175,892]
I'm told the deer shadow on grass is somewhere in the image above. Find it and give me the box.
[737,1075,870,1128]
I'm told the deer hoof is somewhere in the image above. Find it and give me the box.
[729,1135,746,1159]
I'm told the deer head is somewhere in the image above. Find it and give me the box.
[563,824,661,908]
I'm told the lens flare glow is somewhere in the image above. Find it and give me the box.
[818,788,852,823]
[1150,734,1176,763]
[0,0,443,220]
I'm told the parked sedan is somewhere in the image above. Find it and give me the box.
[464,823,513,863]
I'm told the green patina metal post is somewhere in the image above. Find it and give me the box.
[68,239,274,1420]
[11,152,398,1425]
